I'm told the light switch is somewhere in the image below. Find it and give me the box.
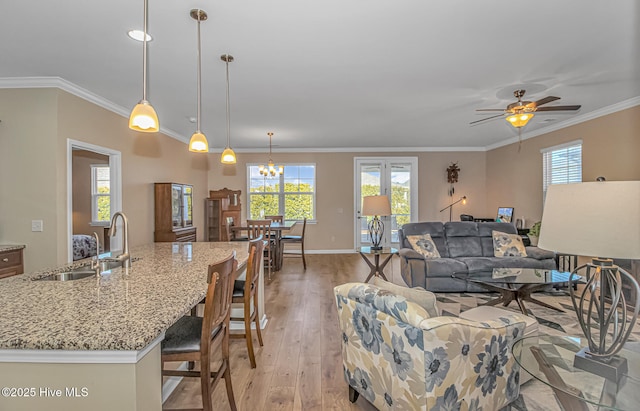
[31,220,43,232]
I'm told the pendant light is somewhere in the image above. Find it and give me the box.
[129,0,159,132]
[188,9,209,153]
[259,132,284,177]
[220,54,237,164]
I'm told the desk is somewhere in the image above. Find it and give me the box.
[232,221,296,271]
[513,334,640,410]
[359,247,397,282]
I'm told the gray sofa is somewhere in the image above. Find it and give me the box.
[398,221,557,292]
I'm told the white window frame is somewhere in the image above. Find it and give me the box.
[91,163,111,225]
[541,140,583,202]
[246,163,316,222]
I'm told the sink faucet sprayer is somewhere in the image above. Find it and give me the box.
[108,211,131,269]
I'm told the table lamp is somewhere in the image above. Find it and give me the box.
[362,195,391,250]
[538,181,640,381]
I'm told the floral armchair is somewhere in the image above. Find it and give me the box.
[334,282,526,410]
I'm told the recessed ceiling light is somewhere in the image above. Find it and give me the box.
[127,30,153,42]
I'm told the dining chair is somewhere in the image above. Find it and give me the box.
[161,253,238,411]
[264,215,284,223]
[282,217,307,270]
[230,237,265,368]
[246,219,274,280]
[225,216,247,242]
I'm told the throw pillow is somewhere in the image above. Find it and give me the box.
[406,234,441,259]
[372,276,439,317]
[492,230,528,257]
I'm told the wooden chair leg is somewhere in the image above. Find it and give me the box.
[254,293,264,347]
[245,309,256,368]
[224,360,237,411]
[200,357,213,411]
[301,242,307,270]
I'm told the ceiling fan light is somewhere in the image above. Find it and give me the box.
[221,147,237,164]
[189,132,209,152]
[129,100,159,132]
[506,112,533,128]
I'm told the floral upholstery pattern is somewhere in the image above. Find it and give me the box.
[72,234,98,261]
[407,234,441,259]
[492,231,527,258]
[334,282,525,410]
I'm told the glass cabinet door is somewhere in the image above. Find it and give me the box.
[183,185,193,227]
[171,184,183,228]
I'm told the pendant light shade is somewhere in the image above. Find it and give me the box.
[220,54,236,164]
[188,9,209,153]
[129,0,159,133]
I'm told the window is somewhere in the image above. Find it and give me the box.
[247,164,315,221]
[542,140,582,199]
[91,164,110,224]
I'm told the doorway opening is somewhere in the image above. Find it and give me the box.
[66,139,122,262]
[354,157,418,249]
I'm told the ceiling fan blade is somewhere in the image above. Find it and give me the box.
[475,109,506,112]
[470,113,505,125]
[526,96,560,109]
[536,105,582,112]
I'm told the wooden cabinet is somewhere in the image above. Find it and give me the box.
[154,183,197,242]
[0,247,24,279]
[205,188,242,241]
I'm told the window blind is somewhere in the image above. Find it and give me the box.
[542,142,582,194]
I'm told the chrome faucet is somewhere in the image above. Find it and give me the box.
[108,211,131,269]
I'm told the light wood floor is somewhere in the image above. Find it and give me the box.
[163,253,388,410]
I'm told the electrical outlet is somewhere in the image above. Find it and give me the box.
[31,220,43,232]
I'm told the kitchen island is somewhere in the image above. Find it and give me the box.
[0,241,250,411]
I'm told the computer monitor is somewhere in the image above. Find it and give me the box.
[496,207,514,223]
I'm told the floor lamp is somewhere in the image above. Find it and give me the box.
[439,196,467,222]
[538,181,640,381]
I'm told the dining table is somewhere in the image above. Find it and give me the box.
[231,220,297,271]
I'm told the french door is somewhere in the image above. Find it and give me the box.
[354,157,418,249]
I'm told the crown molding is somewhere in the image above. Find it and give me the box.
[3,77,638,153]
[0,76,187,144]
[485,96,640,151]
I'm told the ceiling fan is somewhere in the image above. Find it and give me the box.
[470,89,582,128]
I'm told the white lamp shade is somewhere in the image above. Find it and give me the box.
[362,195,391,216]
[538,181,640,259]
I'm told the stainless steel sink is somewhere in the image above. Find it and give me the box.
[36,270,97,281]
[99,259,123,271]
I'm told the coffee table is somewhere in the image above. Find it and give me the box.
[452,268,582,315]
[513,334,640,410]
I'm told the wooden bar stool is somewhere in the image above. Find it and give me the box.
[161,253,238,411]
[282,218,307,270]
[230,237,265,368]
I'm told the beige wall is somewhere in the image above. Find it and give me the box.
[72,150,109,243]
[0,88,210,272]
[207,151,488,250]
[486,105,640,228]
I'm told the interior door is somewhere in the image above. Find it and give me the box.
[355,157,418,249]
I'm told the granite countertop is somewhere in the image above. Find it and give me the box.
[0,244,26,252]
[0,242,248,351]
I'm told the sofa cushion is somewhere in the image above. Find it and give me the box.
[493,231,527,257]
[525,246,556,260]
[424,258,469,277]
[406,234,441,259]
[372,277,439,317]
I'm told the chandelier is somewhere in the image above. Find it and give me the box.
[259,132,283,177]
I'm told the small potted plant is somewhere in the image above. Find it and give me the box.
[528,221,541,246]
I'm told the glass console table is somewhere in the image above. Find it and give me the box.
[513,334,640,410]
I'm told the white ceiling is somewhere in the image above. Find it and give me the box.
[1,1,638,151]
